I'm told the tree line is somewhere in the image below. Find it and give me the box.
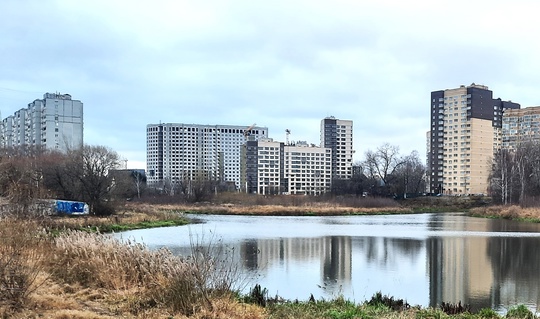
[333,143,426,198]
[0,142,428,215]
[489,141,540,206]
[0,145,136,216]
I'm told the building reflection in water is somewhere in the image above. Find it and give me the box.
[426,214,540,312]
[240,236,353,293]
[148,213,540,311]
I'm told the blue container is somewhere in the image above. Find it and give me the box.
[55,200,89,215]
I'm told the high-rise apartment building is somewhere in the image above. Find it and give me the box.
[0,92,83,152]
[284,142,332,195]
[243,138,285,194]
[242,139,331,195]
[146,123,268,188]
[428,84,519,195]
[320,117,353,180]
[502,106,540,150]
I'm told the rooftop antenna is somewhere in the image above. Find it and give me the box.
[285,129,291,145]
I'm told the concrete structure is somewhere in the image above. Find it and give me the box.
[502,106,540,150]
[243,138,285,194]
[320,117,353,180]
[428,84,520,195]
[243,139,332,195]
[0,93,83,152]
[146,123,268,188]
[284,142,332,195]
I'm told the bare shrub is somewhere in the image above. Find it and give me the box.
[154,230,249,315]
[0,218,47,310]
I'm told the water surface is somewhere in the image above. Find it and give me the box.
[117,213,540,312]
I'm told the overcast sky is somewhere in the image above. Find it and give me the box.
[2,0,540,169]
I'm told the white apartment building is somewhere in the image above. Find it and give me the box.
[243,139,331,195]
[146,123,268,188]
[320,117,353,180]
[243,138,285,195]
[0,92,83,152]
[284,142,332,195]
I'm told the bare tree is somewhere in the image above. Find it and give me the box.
[394,151,426,198]
[43,145,121,215]
[76,145,121,214]
[363,143,404,195]
[489,141,540,206]
[0,147,49,215]
[133,170,146,199]
[490,148,513,205]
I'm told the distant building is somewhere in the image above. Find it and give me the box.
[502,106,540,150]
[0,92,83,152]
[284,141,332,195]
[428,84,520,195]
[320,117,353,180]
[243,138,286,194]
[242,139,331,195]
[146,123,268,188]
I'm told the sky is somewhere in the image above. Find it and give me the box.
[2,0,540,169]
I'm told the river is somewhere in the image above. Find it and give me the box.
[116,212,540,313]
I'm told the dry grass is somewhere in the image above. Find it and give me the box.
[135,192,410,216]
[192,298,267,319]
[39,203,187,232]
[0,214,267,318]
[51,230,192,290]
[470,205,540,221]
[141,201,410,216]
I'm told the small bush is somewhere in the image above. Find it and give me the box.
[506,305,534,319]
[440,301,470,314]
[477,307,500,318]
[367,291,410,311]
[244,284,269,307]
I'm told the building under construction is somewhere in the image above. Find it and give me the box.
[146,123,268,189]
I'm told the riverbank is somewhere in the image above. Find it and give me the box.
[41,204,190,233]
[1,215,535,319]
[2,204,539,318]
[470,205,540,222]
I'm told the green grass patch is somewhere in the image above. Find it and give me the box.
[80,218,189,233]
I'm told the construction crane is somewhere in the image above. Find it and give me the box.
[285,129,291,145]
[244,123,257,138]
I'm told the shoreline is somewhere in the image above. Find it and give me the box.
[42,202,540,235]
[2,202,539,317]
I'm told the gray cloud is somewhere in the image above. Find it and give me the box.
[1,0,540,168]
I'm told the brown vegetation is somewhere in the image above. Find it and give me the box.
[142,192,410,216]
[0,215,267,318]
[470,205,540,221]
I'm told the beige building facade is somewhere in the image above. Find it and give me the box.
[502,106,540,150]
[429,84,520,195]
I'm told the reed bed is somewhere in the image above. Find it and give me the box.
[0,218,49,313]
[184,204,412,215]
[51,230,191,290]
[470,205,540,221]
[48,229,253,316]
[138,202,410,216]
